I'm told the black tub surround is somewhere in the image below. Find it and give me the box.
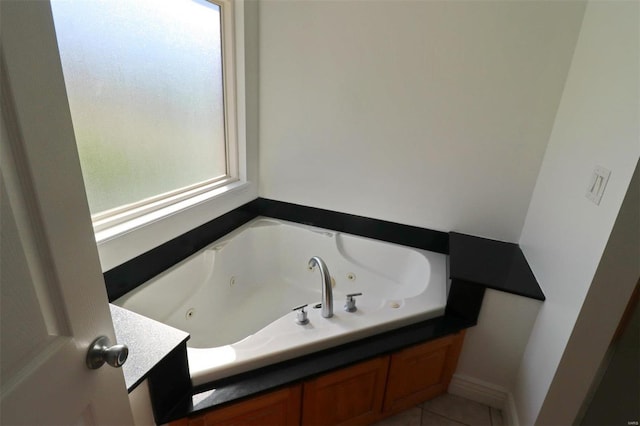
[104,201,260,301]
[103,198,448,301]
[106,198,544,424]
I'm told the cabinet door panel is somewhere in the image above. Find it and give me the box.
[383,331,465,415]
[302,357,389,426]
[400,345,448,393]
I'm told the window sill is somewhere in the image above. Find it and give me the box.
[96,180,256,272]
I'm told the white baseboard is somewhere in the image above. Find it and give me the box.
[448,374,507,409]
[448,374,520,426]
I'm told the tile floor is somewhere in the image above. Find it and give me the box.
[374,393,503,426]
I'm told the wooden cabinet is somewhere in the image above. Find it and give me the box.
[382,330,465,416]
[172,384,301,426]
[171,331,465,426]
[302,356,389,426]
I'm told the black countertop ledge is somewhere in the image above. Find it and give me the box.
[110,304,189,392]
[449,232,545,301]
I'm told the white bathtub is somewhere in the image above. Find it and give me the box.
[115,218,448,386]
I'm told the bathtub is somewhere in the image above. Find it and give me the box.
[115,218,448,386]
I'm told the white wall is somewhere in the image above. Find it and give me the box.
[259,0,585,242]
[129,380,156,426]
[533,163,638,426]
[258,0,586,405]
[513,1,639,424]
[454,290,542,391]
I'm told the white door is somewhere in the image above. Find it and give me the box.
[1,1,134,424]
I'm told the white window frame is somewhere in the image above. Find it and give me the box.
[92,0,257,271]
[84,0,241,233]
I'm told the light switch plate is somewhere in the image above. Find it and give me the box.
[586,166,611,205]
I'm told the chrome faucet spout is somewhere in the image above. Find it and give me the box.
[309,256,333,318]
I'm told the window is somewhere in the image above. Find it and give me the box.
[51,0,239,232]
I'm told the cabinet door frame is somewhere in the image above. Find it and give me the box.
[302,356,390,426]
[382,331,466,416]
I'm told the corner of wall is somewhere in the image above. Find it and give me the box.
[448,374,520,426]
[512,0,639,422]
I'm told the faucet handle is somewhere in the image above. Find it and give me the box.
[293,304,309,325]
[344,293,363,313]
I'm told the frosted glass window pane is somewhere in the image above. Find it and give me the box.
[51,0,226,215]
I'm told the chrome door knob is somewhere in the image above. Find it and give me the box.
[86,336,128,369]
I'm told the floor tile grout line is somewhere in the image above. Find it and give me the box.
[421,407,471,426]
